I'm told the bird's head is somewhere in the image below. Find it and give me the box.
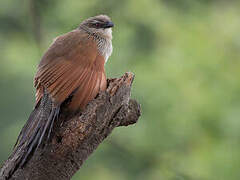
[79,15,114,39]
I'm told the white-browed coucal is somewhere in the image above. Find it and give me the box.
[8,14,114,177]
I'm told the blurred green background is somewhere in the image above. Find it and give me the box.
[1,0,240,179]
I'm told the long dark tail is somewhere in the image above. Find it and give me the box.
[1,91,60,179]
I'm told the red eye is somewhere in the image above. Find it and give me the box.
[95,23,100,27]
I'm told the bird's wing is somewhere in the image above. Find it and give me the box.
[34,30,102,108]
[68,55,107,110]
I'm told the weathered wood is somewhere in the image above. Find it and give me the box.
[0,72,141,180]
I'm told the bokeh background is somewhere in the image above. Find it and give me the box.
[1,0,240,179]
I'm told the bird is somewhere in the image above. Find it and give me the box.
[5,14,114,178]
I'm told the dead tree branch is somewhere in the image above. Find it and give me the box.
[0,72,141,180]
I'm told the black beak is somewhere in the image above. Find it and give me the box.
[103,21,114,28]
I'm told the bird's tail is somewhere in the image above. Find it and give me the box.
[0,91,60,179]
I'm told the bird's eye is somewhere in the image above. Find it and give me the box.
[95,23,100,27]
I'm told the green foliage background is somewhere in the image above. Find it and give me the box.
[1,0,240,179]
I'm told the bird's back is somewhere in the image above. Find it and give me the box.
[35,29,107,111]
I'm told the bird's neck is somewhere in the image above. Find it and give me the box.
[95,36,112,63]
[79,26,113,62]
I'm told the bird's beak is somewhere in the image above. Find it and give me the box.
[103,21,114,28]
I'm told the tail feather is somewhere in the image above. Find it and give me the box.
[13,106,40,149]
[36,106,58,150]
[19,127,41,167]
[48,107,60,140]
[3,91,60,179]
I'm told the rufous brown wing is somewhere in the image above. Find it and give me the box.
[35,30,106,111]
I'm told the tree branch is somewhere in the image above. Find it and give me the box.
[0,72,141,180]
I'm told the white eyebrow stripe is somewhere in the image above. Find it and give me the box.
[91,20,103,24]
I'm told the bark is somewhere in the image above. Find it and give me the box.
[0,72,141,180]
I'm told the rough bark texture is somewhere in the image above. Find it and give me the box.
[0,72,141,180]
